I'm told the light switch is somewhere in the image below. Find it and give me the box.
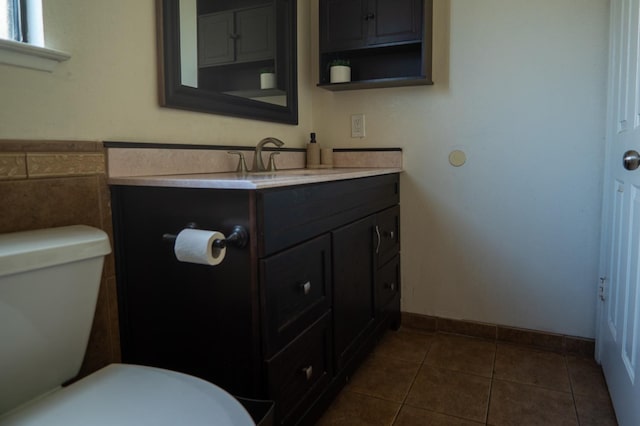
[351,114,365,138]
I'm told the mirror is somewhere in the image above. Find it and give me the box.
[158,0,298,124]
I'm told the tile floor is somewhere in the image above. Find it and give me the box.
[316,328,618,425]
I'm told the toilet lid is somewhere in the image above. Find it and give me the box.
[0,364,255,426]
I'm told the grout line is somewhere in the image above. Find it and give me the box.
[485,340,497,425]
[390,334,433,425]
[565,355,581,424]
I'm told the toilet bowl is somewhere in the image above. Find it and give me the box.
[0,226,254,426]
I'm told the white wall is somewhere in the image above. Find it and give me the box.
[0,1,313,145]
[310,0,609,338]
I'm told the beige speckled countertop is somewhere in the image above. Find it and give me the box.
[108,168,402,190]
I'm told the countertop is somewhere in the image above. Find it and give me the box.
[108,167,403,190]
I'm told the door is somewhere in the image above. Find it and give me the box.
[367,0,422,46]
[320,0,368,52]
[598,1,640,425]
[332,215,375,371]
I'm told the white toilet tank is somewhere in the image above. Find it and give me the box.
[0,225,111,415]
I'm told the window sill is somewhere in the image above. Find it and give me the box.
[0,38,70,72]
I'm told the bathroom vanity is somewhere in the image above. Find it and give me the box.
[110,169,400,425]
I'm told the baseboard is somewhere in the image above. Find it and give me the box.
[401,312,595,357]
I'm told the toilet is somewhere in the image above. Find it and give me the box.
[0,225,254,426]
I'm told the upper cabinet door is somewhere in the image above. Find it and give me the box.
[320,0,368,52]
[235,5,275,63]
[198,5,275,67]
[367,0,422,46]
[198,12,235,67]
[320,0,422,52]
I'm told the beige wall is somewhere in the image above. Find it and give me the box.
[310,0,609,338]
[0,0,610,339]
[0,1,313,146]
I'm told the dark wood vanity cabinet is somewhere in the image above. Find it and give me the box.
[318,0,432,90]
[111,173,400,425]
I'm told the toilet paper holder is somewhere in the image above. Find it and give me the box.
[162,223,249,249]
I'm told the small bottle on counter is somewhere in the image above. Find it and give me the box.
[306,132,320,168]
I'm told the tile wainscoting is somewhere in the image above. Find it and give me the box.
[0,140,120,378]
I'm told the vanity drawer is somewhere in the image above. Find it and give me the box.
[375,205,400,267]
[375,255,401,314]
[258,173,400,256]
[266,311,332,425]
[260,234,332,357]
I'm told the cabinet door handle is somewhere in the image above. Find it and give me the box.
[301,281,311,295]
[375,225,381,254]
[302,365,313,381]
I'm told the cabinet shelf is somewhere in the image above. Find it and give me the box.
[318,75,432,91]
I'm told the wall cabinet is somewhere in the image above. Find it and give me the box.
[318,0,433,90]
[111,174,400,425]
[198,5,275,67]
[321,0,422,52]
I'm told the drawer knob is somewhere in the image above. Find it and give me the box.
[301,281,312,295]
[302,365,313,381]
[385,282,396,291]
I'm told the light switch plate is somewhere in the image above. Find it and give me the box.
[351,114,365,138]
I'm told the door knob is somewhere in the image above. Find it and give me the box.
[623,150,640,171]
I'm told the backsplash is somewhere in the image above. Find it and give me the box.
[105,142,402,177]
[0,140,120,378]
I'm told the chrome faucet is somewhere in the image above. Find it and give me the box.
[252,137,284,172]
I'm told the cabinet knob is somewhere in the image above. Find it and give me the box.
[302,365,313,381]
[301,281,312,295]
[385,282,396,291]
[229,33,240,40]
[383,230,395,239]
[364,13,375,21]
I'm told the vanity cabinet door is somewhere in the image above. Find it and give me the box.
[260,234,332,358]
[332,215,376,371]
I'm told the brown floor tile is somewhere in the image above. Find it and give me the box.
[373,328,434,364]
[425,334,496,377]
[346,351,421,403]
[573,393,618,426]
[394,405,484,425]
[566,356,610,400]
[405,366,491,423]
[488,379,577,426]
[316,390,401,426]
[494,344,571,392]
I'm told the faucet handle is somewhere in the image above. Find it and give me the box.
[267,152,280,172]
[228,151,248,173]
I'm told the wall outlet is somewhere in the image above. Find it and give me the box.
[351,114,366,138]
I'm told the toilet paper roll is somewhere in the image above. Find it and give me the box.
[174,229,226,266]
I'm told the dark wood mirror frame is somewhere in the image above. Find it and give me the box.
[157,0,298,124]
